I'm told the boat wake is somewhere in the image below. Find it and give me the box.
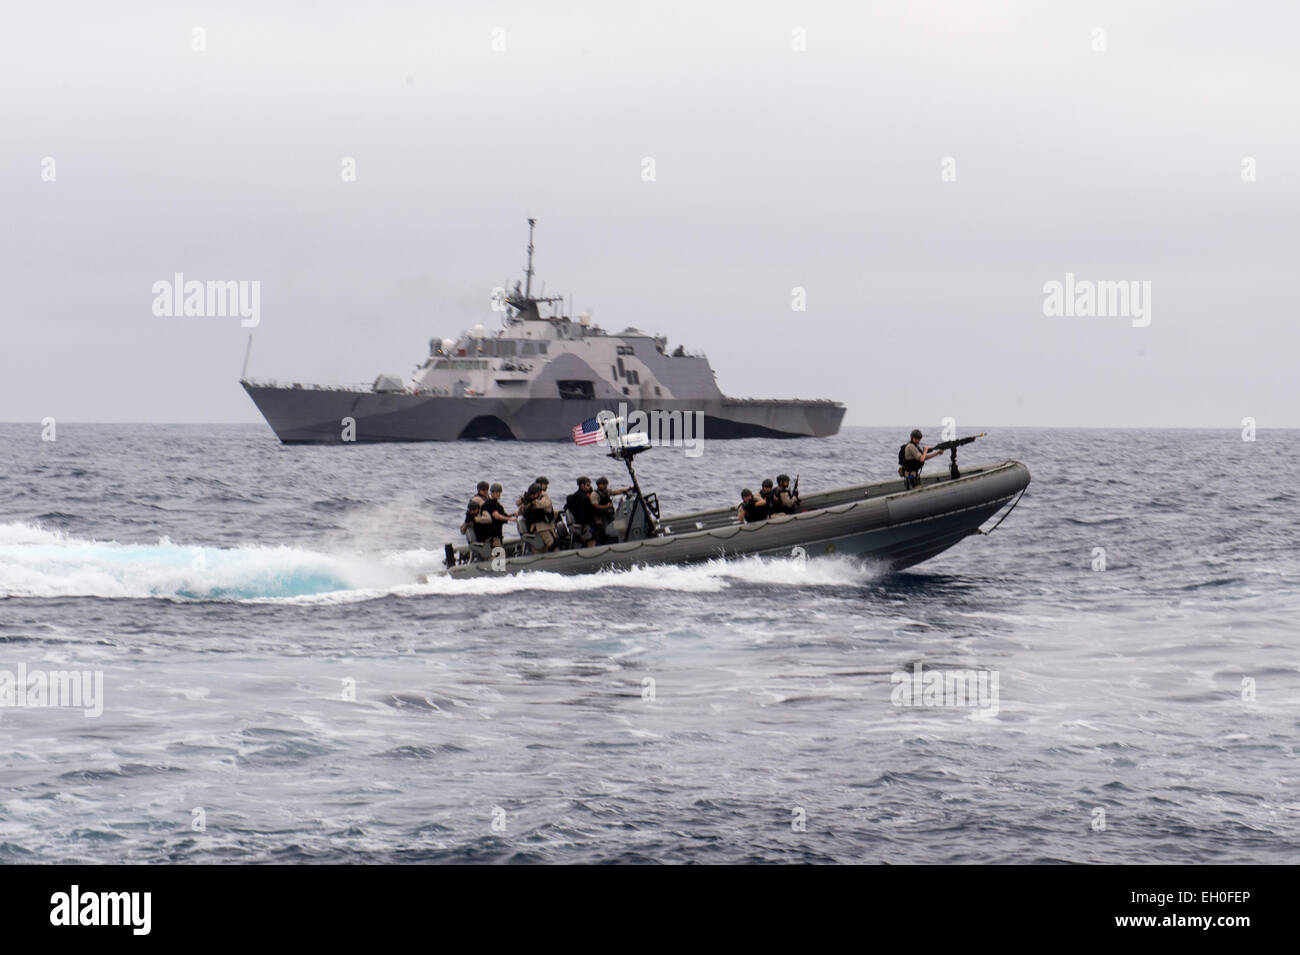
[0,522,408,601]
[0,522,880,603]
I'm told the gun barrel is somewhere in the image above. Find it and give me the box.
[930,432,987,452]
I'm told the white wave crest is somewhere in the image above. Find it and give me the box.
[0,522,879,603]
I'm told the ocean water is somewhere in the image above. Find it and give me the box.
[1,424,1297,864]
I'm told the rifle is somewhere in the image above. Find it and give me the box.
[926,433,987,480]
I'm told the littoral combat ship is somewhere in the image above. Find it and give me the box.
[241,220,845,443]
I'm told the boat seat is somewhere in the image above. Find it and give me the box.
[554,512,574,548]
[561,509,595,549]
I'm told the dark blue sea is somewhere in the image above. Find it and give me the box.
[1,425,1297,864]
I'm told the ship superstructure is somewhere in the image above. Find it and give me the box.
[242,220,844,443]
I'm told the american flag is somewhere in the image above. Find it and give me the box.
[572,417,602,445]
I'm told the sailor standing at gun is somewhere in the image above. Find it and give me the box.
[899,429,944,490]
[590,476,629,544]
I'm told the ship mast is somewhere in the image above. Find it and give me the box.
[524,217,536,299]
[504,217,565,325]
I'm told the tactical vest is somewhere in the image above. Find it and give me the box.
[524,502,549,527]
[899,443,922,472]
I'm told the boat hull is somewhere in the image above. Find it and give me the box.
[242,382,845,443]
[443,461,1030,578]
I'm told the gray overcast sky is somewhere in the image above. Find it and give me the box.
[3,1,1297,427]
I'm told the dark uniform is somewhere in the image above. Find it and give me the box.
[460,502,496,551]
[738,488,768,523]
[481,483,512,548]
[565,477,598,546]
[768,474,800,515]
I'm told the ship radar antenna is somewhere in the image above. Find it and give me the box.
[524,217,536,299]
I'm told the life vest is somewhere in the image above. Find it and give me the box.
[742,499,768,522]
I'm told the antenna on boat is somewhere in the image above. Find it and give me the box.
[524,217,536,299]
[240,333,254,381]
[598,411,660,537]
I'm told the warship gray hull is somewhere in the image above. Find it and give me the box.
[242,220,846,444]
[440,460,1030,578]
[242,381,845,442]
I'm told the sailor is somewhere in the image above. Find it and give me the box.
[538,479,556,525]
[460,500,497,555]
[460,499,481,537]
[737,488,768,523]
[899,429,942,490]
[515,478,550,513]
[481,482,513,548]
[591,476,629,543]
[759,478,776,511]
[517,482,557,552]
[564,477,599,547]
[469,480,490,509]
[769,474,800,515]
[514,484,539,544]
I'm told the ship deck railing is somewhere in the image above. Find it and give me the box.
[243,377,461,396]
[720,396,844,406]
[241,377,361,390]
